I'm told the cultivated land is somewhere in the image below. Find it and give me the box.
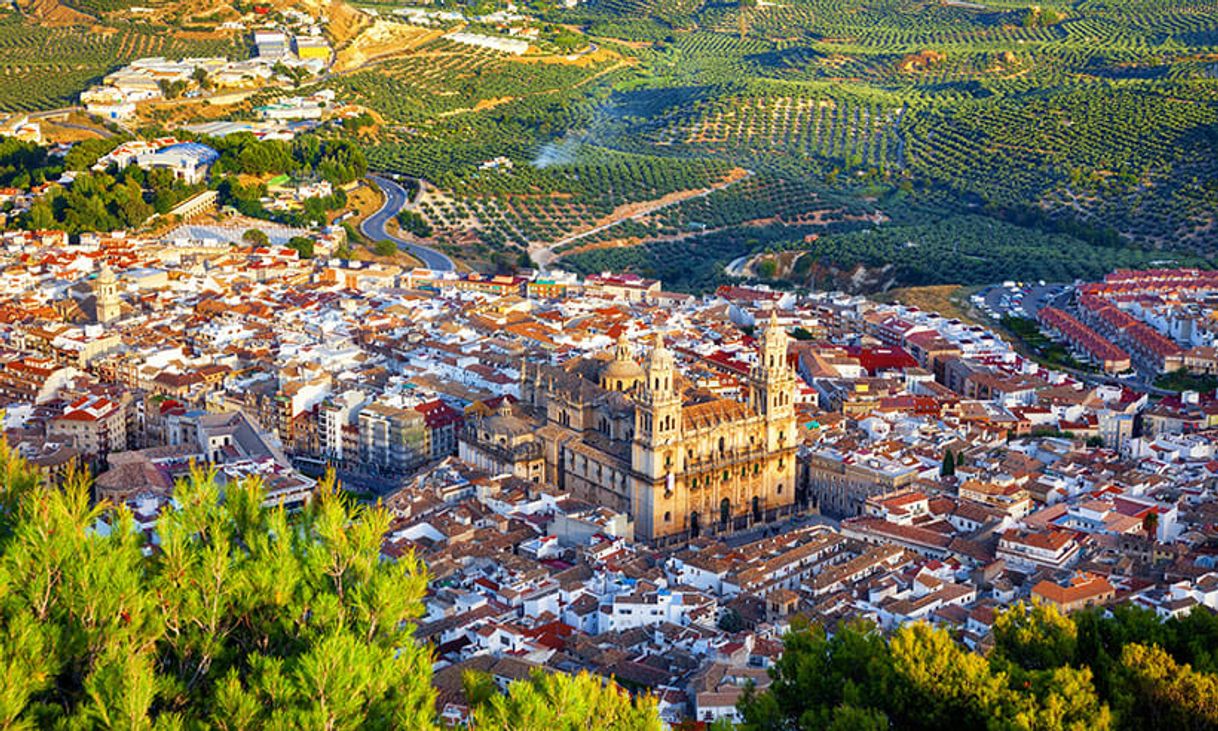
[320,0,1218,290]
[2,0,1217,289]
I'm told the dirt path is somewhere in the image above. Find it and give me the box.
[533,167,753,267]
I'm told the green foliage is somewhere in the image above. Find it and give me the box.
[0,138,60,187]
[940,449,955,477]
[208,134,367,186]
[0,446,435,728]
[993,601,1078,673]
[744,603,1218,731]
[719,608,744,633]
[314,0,1218,286]
[374,239,399,256]
[469,669,663,731]
[243,228,270,246]
[396,209,433,238]
[287,235,315,259]
[1117,643,1218,730]
[17,167,195,235]
[1154,371,1218,393]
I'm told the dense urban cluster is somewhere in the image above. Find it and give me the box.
[3,219,1218,725]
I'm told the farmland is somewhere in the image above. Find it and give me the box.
[0,14,245,111]
[297,0,1218,288]
[4,0,1218,289]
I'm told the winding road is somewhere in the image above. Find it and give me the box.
[360,174,455,271]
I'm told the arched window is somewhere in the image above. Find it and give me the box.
[718,436,725,454]
[690,511,700,538]
[752,496,762,522]
[664,511,671,523]
[720,498,731,527]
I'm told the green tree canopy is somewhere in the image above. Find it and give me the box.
[468,669,663,731]
[0,447,434,729]
[243,228,270,246]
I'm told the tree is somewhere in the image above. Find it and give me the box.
[287,235,315,259]
[1142,511,1159,541]
[192,66,210,91]
[374,239,399,257]
[738,619,894,730]
[741,618,1112,731]
[940,449,956,477]
[888,622,1009,730]
[1117,643,1218,730]
[719,608,744,633]
[469,670,663,731]
[157,79,188,99]
[243,228,270,246]
[993,601,1077,672]
[24,200,54,230]
[0,446,435,728]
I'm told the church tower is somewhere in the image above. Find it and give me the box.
[751,310,796,451]
[94,265,120,324]
[633,333,682,479]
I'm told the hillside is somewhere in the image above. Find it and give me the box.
[302,0,1218,289]
[2,0,1217,289]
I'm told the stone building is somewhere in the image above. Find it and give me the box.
[459,397,546,483]
[514,313,799,545]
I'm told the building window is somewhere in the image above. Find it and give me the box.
[664,511,671,522]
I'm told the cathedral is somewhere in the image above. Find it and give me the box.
[485,312,799,545]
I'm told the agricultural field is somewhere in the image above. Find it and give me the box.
[306,0,1218,289]
[0,14,245,111]
[4,0,1215,290]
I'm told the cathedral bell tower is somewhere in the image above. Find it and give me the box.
[751,310,796,451]
[94,265,120,325]
[632,333,682,480]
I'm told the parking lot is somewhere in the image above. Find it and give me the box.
[973,281,1073,321]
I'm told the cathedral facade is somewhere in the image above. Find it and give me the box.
[512,313,799,545]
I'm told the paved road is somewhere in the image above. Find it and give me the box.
[360,174,455,271]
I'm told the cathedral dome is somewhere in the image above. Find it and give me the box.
[600,332,643,390]
[601,356,644,383]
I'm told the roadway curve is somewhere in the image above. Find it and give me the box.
[360,174,454,271]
